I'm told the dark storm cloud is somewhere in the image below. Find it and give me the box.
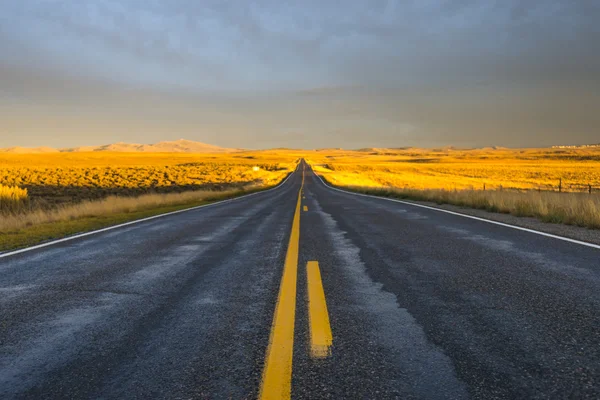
[1,0,599,148]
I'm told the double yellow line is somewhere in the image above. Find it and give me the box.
[259,166,332,400]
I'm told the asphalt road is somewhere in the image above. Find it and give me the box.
[1,161,599,399]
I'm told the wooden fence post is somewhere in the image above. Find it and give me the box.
[483,183,486,191]
[559,178,562,193]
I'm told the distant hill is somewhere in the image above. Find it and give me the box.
[1,139,240,154]
[552,144,600,149]
[0,146,59,154]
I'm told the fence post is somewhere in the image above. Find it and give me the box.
[483,183,486,191]
[590,184,593,194]
[559,178,562,193]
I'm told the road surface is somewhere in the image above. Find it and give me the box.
[1,161,599,399]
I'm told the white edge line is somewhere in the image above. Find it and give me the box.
[0,165,299,259]
[312,170,600,251]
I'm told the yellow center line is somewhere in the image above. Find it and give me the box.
[306,261,333,358]
[259,167,304,400]
[303,206,308,212]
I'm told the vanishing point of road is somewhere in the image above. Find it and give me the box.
[1,160,599,399]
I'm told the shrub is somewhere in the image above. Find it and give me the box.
[0,184,29,214]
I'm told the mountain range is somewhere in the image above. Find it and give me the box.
[0,139,240,154]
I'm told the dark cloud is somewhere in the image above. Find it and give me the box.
[1,0,599,148]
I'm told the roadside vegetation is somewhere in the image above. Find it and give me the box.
[327,183,600,229]
[0,152,296,207]
[0,184,29,214]
[0,151,298,251]
[0,189,240,232]
[0,189,265,251]
[307,147,600,192]
[308,147,600,230]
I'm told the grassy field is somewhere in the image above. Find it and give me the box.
[307,147,600,192]
[0,151,299,251]
[307,147,600,229]
[0,151,297,208]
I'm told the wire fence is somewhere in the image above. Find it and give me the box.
[478,179,599,194]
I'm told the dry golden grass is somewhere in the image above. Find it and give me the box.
[0,151,297,207]
[0,188,240,232]
[0,184,29,213]
[307,147,600,192]
[307,147,600,229]
[341,185,600,229]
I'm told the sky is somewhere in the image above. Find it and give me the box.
[1,0,599,149]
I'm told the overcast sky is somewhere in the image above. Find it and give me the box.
[1,0,599,149]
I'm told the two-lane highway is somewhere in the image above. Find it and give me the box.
[1,161,599,399]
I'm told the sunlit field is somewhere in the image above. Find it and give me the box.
[0,151,298,250]
[307,147,600,192]
[0,151,298,209]
[307,147,600,229]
